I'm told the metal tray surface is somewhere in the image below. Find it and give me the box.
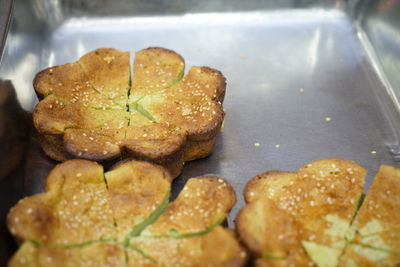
[1,0,400,264]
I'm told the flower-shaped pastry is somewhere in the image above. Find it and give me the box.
[33,48,226,177]
[236,158,367,267]
[8,160,246,266]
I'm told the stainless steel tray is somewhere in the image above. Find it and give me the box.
[1,0,400,264]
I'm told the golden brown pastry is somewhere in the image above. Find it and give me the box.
[33,47,226,178]
[236,158,367,267]
[237,159,400,267]
[7,159,246,266]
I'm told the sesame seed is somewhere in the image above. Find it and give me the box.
[76,173,82,177]
[254,142,260,147]
[325,117,332,122]
[26,208,32,214]
[275,144,280,148]
[299,88,304,93]
[370,150,377,155]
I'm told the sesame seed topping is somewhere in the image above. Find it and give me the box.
[254,142,260,147]
[325,117,332,122]
[76,173,82,177]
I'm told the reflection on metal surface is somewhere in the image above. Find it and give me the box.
[61,9,347,29]
[2,52,39,109]
[0,0,13,63]
[308,28,321,75]
[356,0,400,157]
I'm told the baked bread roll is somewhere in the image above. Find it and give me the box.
[8,159,245,266]
[33,48,226,178]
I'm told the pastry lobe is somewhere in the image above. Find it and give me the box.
[8,160,245,266]
[33,47,226,178]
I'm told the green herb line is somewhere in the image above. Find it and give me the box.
[143,216,225,239]
[129,101,156,122]
[360,227,400,239]
[122,190,171,246]
[44,94,70,104]
[350,193,365,225]
[91,106,125,111]
[126,244,158,263]
[262,252,285,260]
[165,67,184,88]
[350,241,400,257]
[78,61,128,110]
